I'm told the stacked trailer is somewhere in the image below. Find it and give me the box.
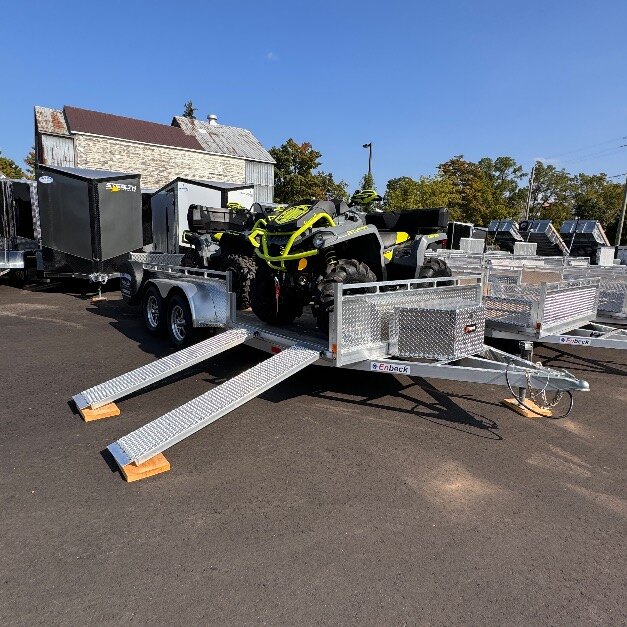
[73,265,589,481]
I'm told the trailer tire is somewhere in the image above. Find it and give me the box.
[142,285,165,334]
[315,259,377,333]
[251,264,302,326]
[120,259,143,304]
[167,293,195,348]
[417,258,452,286]
[221,253,256,309]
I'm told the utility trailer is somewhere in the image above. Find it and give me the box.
[72,265,589,481]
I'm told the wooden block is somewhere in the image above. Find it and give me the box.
[78,402,121,422]
[121,454,171,482]
[502,397,553,418]
[90,295,107,303]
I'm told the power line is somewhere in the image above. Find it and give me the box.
[543,135,627,160]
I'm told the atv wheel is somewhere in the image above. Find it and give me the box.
[250,264,303,326]
[221,253,256,309]
[316,259,377,333]
[181,249,202,268]
[417,258,453,286]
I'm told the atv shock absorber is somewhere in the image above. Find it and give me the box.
[324,247,338,269]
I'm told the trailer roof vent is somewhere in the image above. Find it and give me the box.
[207,114,218,126]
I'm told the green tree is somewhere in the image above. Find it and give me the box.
[478,156,527,215]
[0,150,24,179]
[24,146,36,179]
[572,173,624,242]
[269,139,348,202]
[182,101,197,119]
[360,171,375,190]
[384,175,460,212]
[525,162,575,224]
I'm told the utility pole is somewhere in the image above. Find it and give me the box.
[363,143,372,178]
[524,162,536,220]
[615,175,627,246]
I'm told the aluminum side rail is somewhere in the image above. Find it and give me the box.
[487,323,627,350]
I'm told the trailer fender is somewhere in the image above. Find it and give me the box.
[146,278,226,327]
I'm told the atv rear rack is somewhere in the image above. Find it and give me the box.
[72,271,590,481]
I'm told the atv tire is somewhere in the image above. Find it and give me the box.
[181,249,202,268]
[417,258,453,286]
[316,259,377,333]
[221,253,256,310]
[251,264,303,326]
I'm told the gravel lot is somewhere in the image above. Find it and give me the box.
[0,282,625,626]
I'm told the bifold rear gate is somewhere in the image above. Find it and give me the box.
[73,271,590,481]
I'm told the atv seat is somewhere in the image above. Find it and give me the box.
[379,231,410,248]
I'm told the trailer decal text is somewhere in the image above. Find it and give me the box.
[558,337,592,346]
[370,362,411,375]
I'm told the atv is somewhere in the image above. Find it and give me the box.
[248,199,452,331]
[180,202,280,309]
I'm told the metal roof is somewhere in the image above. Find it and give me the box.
[64,106,203,150]
[173,116,275,164]
[35,106,70,136]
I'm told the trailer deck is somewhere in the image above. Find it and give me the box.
[72,267,591,481]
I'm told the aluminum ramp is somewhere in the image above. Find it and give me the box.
[73,328,251,413]
[107,344,320,474]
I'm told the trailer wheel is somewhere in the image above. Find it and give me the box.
[417,258,453,286]
[251,264,302,326]
[167,293,195,347]
[315,259,377,332]
[221,253,256,309]
[142,285,165,334]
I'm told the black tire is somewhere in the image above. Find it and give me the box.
[166,293,195,348]
[181,249,202,268]
[142,285,165,334]
[120,259,144,304]
[250,264,303,326]
[315,259,377,332]
[417,258,453,287]
[221,253,256,310]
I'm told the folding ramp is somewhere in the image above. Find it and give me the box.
[106,345,320,481]
[72,329,252,420]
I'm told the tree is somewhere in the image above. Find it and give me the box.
[0,150,24,179]
[24,146,36,179]
[525,162,575,224]
[182,101,197,119]
[360,171,375,190]
[384,175,460,212]
[572,173,624,242]
[269,139,348,202]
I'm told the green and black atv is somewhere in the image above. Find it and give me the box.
[248,198,452,331]
[180,202,280,309]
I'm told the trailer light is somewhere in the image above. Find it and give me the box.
[298,258,308,271]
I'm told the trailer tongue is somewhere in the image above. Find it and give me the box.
[73,266,589,481]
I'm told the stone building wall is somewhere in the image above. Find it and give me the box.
[73,134,246,189]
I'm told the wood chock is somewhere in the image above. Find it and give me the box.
[502,397,553,418]
[120,454,171,482]
[78,402,121,422]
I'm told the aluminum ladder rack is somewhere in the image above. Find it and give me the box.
[72,328,252,420]
[107,344,320,481]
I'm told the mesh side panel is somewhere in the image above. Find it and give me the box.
[484,296,533,327]
[598,282,627,313]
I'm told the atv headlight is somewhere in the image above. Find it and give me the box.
[312,233,325,249]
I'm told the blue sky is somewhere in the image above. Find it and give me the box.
[1,0,626,190]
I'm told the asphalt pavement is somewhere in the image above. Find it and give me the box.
[0,281,625,626]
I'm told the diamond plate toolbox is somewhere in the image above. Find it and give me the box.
[390,304,485,360]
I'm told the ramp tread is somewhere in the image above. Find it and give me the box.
[113,345,320,464]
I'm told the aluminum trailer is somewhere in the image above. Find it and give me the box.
[72,264,589,481]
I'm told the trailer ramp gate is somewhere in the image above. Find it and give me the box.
[107,345,320,472]
[72,328,251,417]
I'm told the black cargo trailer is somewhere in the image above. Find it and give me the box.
[36,166,143,281]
